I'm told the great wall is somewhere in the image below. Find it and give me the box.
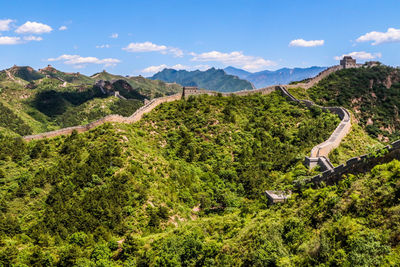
[23,63,337,142]
[22,57,397,187]
[23,93,182,141]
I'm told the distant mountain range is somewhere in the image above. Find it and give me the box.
[224,66,327,88]
[149,68,255,92]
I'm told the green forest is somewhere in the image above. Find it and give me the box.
[0,92,344,265]
[305,65,400,141]
[2,64,400,265]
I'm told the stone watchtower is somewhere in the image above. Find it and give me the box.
[182,86,198,98]
[340,56,357,69]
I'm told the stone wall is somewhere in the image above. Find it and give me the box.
[182,85,277,98]
[23,65,344,142]
[300,141,400,187]
[309,107,351,158]
[23,93,182,141]
[286,65,343,89]
[277,86,352,170]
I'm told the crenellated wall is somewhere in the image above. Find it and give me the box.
[299,141,400,187]
[285,65,343,89]
[277,86,352,170]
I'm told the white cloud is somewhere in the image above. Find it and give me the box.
[0,19,14,31]
[334,51,382,61]
[289,39,324,47]
[0,36,21,45]
[141,64,210,74]
[123,41,184,57]
[48,54,121,67]
[191,51,276,71]
[59,26,67,31]
[96,44,110,48]
[110,33,118,38]
[15,21,52,34]
[357,27,400,45]
[23,36,43,41]
[163,47,184,57]
[124,41,166,52]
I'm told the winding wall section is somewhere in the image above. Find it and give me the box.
[277,86,352,171]
[23,93,182,141]
[23,64,344,142]
[22,66,354,181]
[298,141,400,187]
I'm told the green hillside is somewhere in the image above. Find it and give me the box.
[0,92,343,265]
[150,67,255,92]
[8,66,44,82]
[3,64,400,265]
[305,65,400,142]
[0,66,184,136]
[39,65,94,84]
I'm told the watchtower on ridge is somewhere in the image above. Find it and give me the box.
[182,86,198,97]
[340,56,357,69]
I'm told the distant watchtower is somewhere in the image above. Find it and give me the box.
[182,86,199,98]
[340,56,357,69]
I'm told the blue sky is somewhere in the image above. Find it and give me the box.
[1,0,399,76]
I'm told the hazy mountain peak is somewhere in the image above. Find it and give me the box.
[150,67,255,92]
[224,66,327,88]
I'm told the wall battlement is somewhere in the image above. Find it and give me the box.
[277,86,352,168]
[298,142,400,187]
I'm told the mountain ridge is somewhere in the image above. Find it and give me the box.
[224,65,327,88]
[149,67,255,92]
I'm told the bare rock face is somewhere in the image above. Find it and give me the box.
[112,79,133,91]
[383,71,400,89]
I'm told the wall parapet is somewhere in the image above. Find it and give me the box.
[278,86,352,164]
[286,65,343,89]
[297,142,398,187]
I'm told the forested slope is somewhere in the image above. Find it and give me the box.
[0,66,182,136]
[0,92,342,265]
[3,64,400,265]
[306,65,400,141]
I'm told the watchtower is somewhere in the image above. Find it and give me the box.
[182,86,199,98]
[340,56,357,69]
